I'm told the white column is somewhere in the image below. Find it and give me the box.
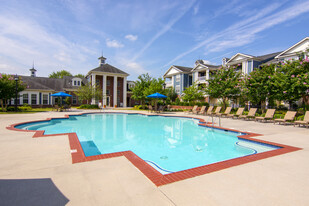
[113,76,117,107]
[194,72,198,83]
[103,75,107,106]
[91,74,96,105]
[123,77,127,107]
[206,69,209,80]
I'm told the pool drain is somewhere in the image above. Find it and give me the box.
[160,156,168,160]
[195,148,203,152]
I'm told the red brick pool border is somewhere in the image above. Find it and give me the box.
[6,112,301,186]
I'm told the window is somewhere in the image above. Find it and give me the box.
[176,74,180,82]
[23,94,28,104]
[117,90,120,96]
[73,79,81,86]
[107,80,110,86]
[106,90,110,95]
[72,96,77,104]
[117,81,120,87]
[31,94,37,105]
[175,86,180,94]
[248,61,253,74]
[43,94,48,105]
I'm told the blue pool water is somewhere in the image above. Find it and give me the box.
[16,113,280,173]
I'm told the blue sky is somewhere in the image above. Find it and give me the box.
[0,0,309,80]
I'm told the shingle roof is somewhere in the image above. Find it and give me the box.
[203,64,221,68]
[89,64,129,75]
[173,65,193,72]
[20,76,87,91]
[256,51,282,63]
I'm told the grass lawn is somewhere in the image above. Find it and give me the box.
[0,107,53,114]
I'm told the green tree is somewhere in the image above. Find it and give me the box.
[144,78,165,97]
[49,70,72,78]
[206,67,242,109]
[75,74,85,78]
[273,59,309,109]
[182,83,205,103]
[165,87,178,102]
[76,83,103,104]
[0,74,26,111]
[131,73,153,108]
[242,64,276,112]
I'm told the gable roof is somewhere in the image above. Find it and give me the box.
[163,65,193,77]
[173,65,192,72]
[226,53,254,64]
[192,60,221,71]
[275,37,309,59]
[88,63,129,76]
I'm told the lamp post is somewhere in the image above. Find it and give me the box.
[14,74,18,112]
[163,82,166,90]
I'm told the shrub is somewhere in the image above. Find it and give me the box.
[6,106,17,112]
[78,104,99,109]
[133,105,148,110]
[19,105,32,111]
[296,115,304,120]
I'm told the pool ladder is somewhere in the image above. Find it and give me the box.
[206,115,221,127]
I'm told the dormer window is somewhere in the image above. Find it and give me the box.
[72,78,82,86]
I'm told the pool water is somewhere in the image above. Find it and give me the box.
[16,113,280,173]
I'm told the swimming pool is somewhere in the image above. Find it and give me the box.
[15,113,280,174]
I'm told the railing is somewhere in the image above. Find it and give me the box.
[198,76,206,81]
[165,81,173,87]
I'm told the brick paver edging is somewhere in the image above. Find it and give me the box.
[6,112,301,186]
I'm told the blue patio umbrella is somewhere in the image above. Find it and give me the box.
[147,92,167,98]
[147,92,167,111]
[50,92,72,97]
[51,92,72,105]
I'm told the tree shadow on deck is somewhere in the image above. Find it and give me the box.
[0,178,69,206]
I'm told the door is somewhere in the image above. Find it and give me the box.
[106,96,110,107]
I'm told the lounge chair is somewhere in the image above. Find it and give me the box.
[148,105,154,113]
[52,105,59,112]
[274,111,296,125]
[205,106,214,116]
[255,109,276,122]
[216,107,232,117]
[197,106,206,115]
[239,108,257,120]
[158,105,166,113]
[187,105,198,114]
[212,106,222,116]
[294,111,309,128]
[227,107,244,119]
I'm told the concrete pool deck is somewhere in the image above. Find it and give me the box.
[0,109,308,205]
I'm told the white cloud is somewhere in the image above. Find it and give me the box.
[164,1,309,67]
[132,0,196,61]
[0,13,96,77]
[126,62,148,75]
[125,34,138,41]
[193,4,199,15]
[106,39,124,48]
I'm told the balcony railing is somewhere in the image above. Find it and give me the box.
[198,76,206,81]
[165,81,173,87]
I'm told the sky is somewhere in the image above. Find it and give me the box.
[0,0,309,80]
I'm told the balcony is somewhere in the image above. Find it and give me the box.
[198,76,206,81]
[165,81,173,87]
